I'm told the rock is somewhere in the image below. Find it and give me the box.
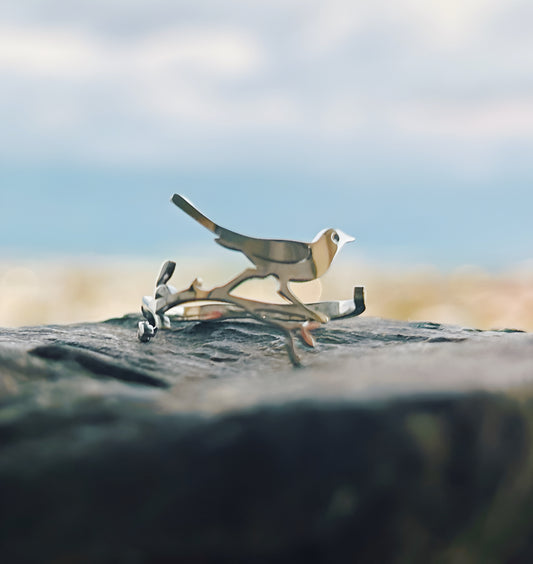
[1,316,533,563]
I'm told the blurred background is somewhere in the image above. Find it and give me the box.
[1,0,532,329]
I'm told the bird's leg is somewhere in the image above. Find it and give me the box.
[277,280,329,324]
[207,269,303,366]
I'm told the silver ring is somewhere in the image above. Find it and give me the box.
[137,195,365,365]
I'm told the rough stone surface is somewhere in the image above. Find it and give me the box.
[1,315,533,563]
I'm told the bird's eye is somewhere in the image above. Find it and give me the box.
[331,232,340,243]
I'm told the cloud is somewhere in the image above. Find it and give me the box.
[0,0,531,168]
[0,23,265,79]
[393,98,533,139]
[133,28,265,76]
[0,27,102,77]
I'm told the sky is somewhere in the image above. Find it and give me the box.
[1,0,532,269]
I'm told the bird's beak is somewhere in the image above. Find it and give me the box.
[337,230,355,246]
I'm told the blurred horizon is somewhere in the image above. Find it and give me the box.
[2,255,533,331]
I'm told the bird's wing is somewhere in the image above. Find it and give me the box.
[221,236,311,264]
[172,195,312,264]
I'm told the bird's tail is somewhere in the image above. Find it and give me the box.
[171,194,219,234]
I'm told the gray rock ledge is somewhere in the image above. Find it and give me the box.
[1,315,532,563]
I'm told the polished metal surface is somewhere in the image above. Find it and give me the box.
[160,288,366,324]
[171,194,354,324]
[138,195,364,365]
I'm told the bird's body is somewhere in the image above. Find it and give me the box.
[171,194,354,322]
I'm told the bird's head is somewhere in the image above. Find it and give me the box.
[314,228,355,252]
[312,228,355,275]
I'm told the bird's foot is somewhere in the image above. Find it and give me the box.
[277,287,329,324]
[311,310,329,324]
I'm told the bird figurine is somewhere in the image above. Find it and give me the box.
[171,194,355,323]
